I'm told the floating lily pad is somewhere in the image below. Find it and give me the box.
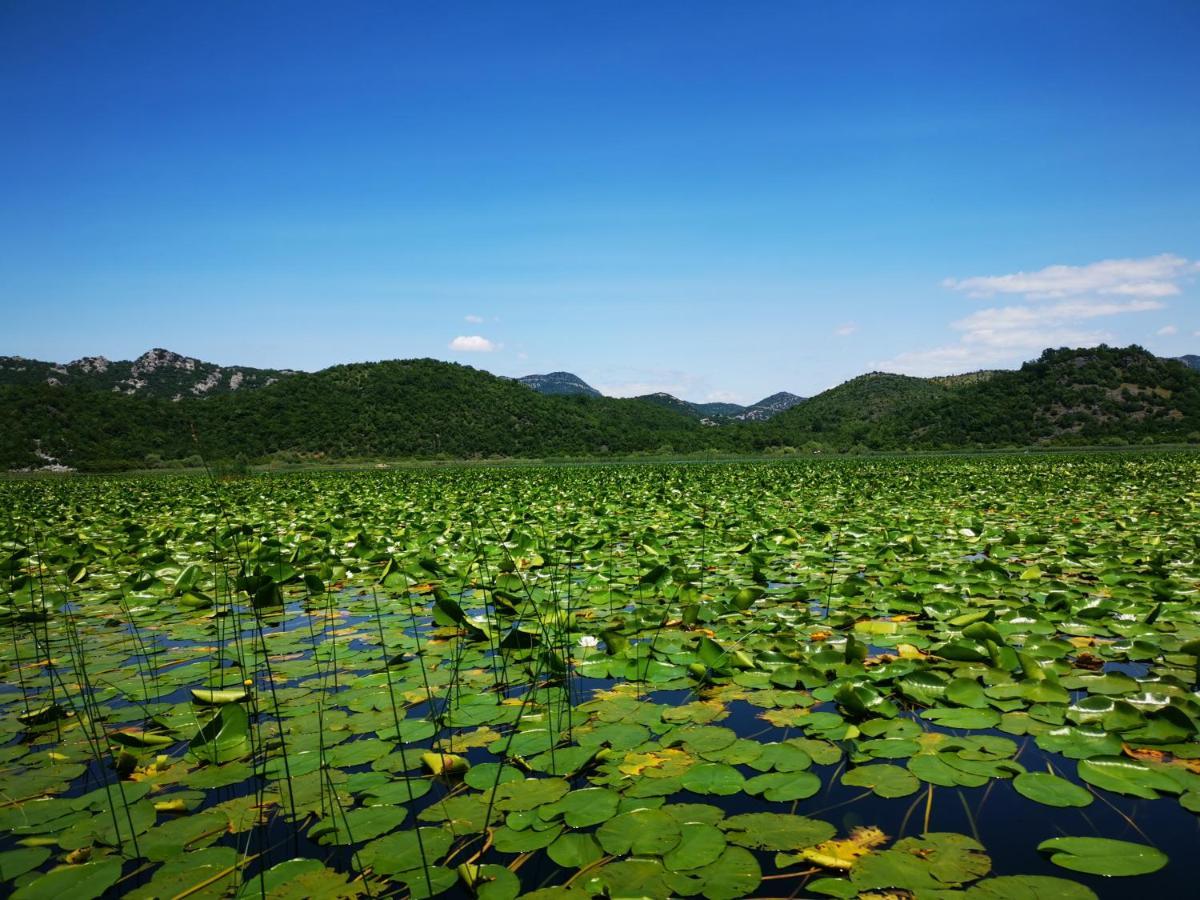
[596,808,681,856]
[1012,772,1093,808]
[1037,836,1169,876]
[721,812,835,851]
[841,763,920,798]
[11,860,123,900]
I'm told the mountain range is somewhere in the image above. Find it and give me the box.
[1,345,1198,471]
[0,348,293,399]
[514,371,805,420]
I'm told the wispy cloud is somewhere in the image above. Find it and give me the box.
[878,255,1194,376]
[706,390,742,403]
[594,367,742,403]
[448,335,498,352]
[464,314,484,324]
[943,253,1198,300]
[1157,324,1178,336]
[833,322,858,337]
[954,298,1164,345]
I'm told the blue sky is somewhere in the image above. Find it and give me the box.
[1,2,1197,402]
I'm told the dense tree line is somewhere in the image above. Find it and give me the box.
[2,348,1198,471]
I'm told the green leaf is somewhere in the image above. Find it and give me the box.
[458,863,520,900]
[1076,756,1179,800]
[893,833,991,884]
[841,764,920,798]
[921,707,1000,729]
[188,703,250,763]
[596,808,681,856]
[964,875,1097,899]
[683,845,761,900]
[946,677,990,708]
[358,826,454,876]
[11,860,123,900]
[547,832,604,869]
[543,787,619,828]
[587,859,671,897]
[721,813,835,851]
[0,848,51,883]
[190,687,248,705]
[1037,836,1168,877]
[1012,772,1093,808]
[492,777,569,812]
[662,822,727,871]
[492,823,562,853]
[680,763,745,796]
[851,849,943,892]
[743,770,820,801]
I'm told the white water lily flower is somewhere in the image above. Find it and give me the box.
[578,635,599,648]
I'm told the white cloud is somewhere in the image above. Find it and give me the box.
[596,381,686,398]
[706,390,743,403]
[943,253,1198,300]
[953,298,1164,346]
[448,335,498,352]
[1157,324,1178,336]
[833,323,858,337]
[464,314,484,324]
[876,256,1192,376]
[594,367,719,401]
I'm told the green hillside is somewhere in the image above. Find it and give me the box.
[761,371,955,448]
[3,345,1198,471]
[0,348,292,399]
[1,359,725,471]
[907,346,1200,448]
[762,346,1200,451]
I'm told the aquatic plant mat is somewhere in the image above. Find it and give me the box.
[2,453,1199,898]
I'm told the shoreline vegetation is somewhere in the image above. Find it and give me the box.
[6,443,1200,480]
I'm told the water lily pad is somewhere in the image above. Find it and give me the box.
[1037,836,1168,876]
[851,848,943,892]
[893,832,991,884]
[492,823,562,852]
[964,875,1097,899]
[358,825,454,876]
[921,707,1001,729]
[126,846,238,899]
[1012,772,1093,808]
[841,763,920,798]
[662,822,727,871]
[677,845,762,900]
[458,863,520,900]
[680,763,745,796]
[0,848,50,883]
[493,777,569,811]
[1076,756,1179,800]
[547,832,604,868]
[908,753,988,787]
[542,787,620,827]
[721,812,835,851]
[596,808,681,855]
[252,858,362,899]
[743,770,820,801]
[11,859,123,900]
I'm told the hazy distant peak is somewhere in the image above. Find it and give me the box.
[518,371,602,397]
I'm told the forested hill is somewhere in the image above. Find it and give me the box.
[2,346,1199,471]
[763,346,1200,450]
[0,348,293,398]
[0,359,724,470]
